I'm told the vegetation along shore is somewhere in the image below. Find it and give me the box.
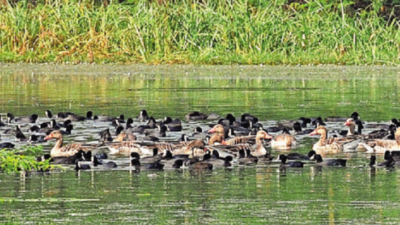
[1,0,400,65]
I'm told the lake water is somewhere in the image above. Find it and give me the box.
[1,64,400,224]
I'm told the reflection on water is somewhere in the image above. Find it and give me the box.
[0,166,398,224]
[1,64,400,121]
[1,64,400,223]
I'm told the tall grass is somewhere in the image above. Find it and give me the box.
[1,0,400,65]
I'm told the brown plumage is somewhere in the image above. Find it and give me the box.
[208,133,227,145]
[310,126,353,154]
[114,131,136,142]
[45,130,89,157]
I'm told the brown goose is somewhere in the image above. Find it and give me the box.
[44,130,89,157]
[270,128,297,149]
[310,126,353,155]
[106,141,152,155]
[358,127,400,153]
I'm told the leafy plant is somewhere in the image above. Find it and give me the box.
[0,148,59,174]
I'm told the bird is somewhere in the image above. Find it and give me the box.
[277,154,305,168]
[44,130,90,157]
[92,156,117,168]
[75,159,91,170]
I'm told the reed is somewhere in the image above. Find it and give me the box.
[0,0,399,65]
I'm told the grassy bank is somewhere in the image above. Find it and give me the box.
[0,0,400,65]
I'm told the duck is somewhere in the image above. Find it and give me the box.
[325,111,359,122]
[114,131,136,142]
[391,118,400,127]
[130,153,142,171]
[144,125,167,137]
[26,122,49,133]
[237,149,257,165]
[91,113,113,122]
[44,110,54,119]
[248,131,273,157]
[162,117,182,132]
[130,152,164,170]
[64,112,90,122]
[184,111,208,121]
[168,159,185,169]
[287,150,316,160]
[28,134,47,143]
[37,120,60,134]
[343,118,363,136]
[44,130,90,157]
[312,154,347,167]
[208,124,255,145]
[0,115,5,126]
[277,154,305,168]
[107,141,152,155]
[369,154,395,168]
[95,152,108,159]
[277,120,298,130]
[8,113,39,124]
[187,160,213,171]
[207,132,227,145]
[358,127,400,153]
[114,126,124,136]
[0,142,15,149]
[310,126,353,154]
[217,114,236,126]
[257,152,274,164]
[245,149,259,163]
[130,117,158,133]
[311,117,326,128]
[383,124,396,139]
[171,139,206,157]
[75,159,91,170]
[202,150,232,167]
[56,111,75,119]
[139,148,163,164]
[15,125,27,141]
[113,114,125,123]
[50,150,86,164]
[298,117,312,128]
[92,156,117,168]
[36,154,53,163]
[270,128,297,149]
[137,109,150,122]
[191,127,207,139]
[60,124,73,135]
[99,128,113,144]
[293,122,313,135]
[125,118,134,129]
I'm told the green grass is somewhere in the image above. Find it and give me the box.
[0,0,400,65]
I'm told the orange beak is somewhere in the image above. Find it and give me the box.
[264,133,273,139]
[310,130,318,136]
[44,134,53,141]
[344,121,350,126]
[221,140,227,145]
[208,127,216,133]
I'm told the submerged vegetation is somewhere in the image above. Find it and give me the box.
[0,146,55,173]
[1,0,400,65]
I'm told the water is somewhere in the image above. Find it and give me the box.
[1,64,400,224]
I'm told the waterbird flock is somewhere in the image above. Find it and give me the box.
[1,110,400,172]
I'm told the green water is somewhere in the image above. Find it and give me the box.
[1,64,400,224]
[1,64,400,121]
